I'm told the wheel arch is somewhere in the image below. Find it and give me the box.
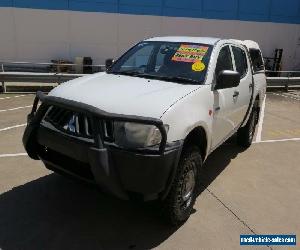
[182,126,208,161]
[241,93,261,127]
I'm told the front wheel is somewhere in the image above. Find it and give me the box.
[162,146,202,226]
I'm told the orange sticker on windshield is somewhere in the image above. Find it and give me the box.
[172,45,209,63]
[192,61,205,72]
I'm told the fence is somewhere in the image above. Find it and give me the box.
[0,61,105,93]
[1,61,105,73]
[265,71,300,91]
[0,65,300,93]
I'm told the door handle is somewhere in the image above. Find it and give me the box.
[233,91,239,97]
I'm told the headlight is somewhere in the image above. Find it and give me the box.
[113,122,169,149]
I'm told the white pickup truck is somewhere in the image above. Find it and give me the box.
[23,37,266,225]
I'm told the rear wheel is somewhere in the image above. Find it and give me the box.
[162,146,202,226]
[237,103,259,148]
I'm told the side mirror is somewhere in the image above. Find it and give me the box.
[215,70,240,90]
[105,58,114,70]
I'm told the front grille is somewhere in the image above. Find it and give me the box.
[43,105,115,142]
[44,106,94,138]
[103,120,114,141]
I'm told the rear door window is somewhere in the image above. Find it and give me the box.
[232,46,248,78]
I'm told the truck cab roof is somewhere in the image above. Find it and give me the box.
[145,36,221,45]
[145,36,261,51]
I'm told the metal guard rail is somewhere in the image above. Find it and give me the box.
[0,72,85,93]
[1,71,300,93]
[266,76,300,91]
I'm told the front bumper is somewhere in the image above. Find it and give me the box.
[23,91,182,201]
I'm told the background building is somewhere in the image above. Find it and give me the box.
[0,0,300,70]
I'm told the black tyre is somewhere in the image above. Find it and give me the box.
[162,146,202,226]
[237,103,259,148]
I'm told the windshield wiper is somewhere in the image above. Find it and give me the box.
[136,74,201,84]
[108,70,141,76]
[160,76,201,84]
[109,71,201,84]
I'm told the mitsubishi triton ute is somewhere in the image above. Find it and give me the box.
[23,37,266,225]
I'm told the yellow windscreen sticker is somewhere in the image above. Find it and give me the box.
[192,61,205,72]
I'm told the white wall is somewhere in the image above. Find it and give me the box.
[0,7,299,70]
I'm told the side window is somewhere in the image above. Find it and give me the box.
[232,46,248,78]
[249,49,264,72]
[215,46,233,76]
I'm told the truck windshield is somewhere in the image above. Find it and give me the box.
[108,41,213,85]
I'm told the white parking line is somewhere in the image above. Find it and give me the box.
[254,138,300,144]
[272,92,300,101]
[255,96,266,143]
[0,153,27,158]
[0,94,31,100]
[0,105,32,113]
[0,124,26,132]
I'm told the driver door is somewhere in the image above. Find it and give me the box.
[211,45,240,148]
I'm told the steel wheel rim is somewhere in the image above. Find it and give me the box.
[181,169,196,209]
